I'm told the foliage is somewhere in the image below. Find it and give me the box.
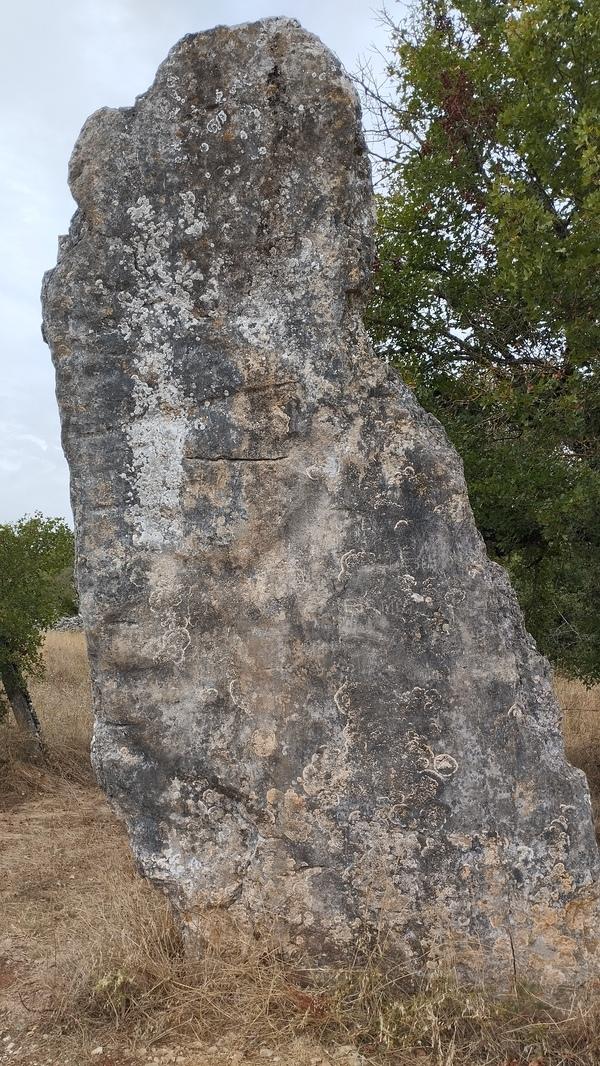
[0,515,76,707]
[367,0,600,681]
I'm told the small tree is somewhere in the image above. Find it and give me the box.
[0,514,76,748]
[365,0,600,682]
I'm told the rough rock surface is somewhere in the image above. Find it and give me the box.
[42,17,599,986]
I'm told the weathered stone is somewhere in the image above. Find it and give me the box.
[42,17,599,986]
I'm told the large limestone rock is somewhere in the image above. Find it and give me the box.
[43,17,599,986]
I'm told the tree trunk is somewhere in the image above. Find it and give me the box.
[1,661,45,753]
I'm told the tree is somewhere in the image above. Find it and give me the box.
[365,0,600,682]
[0,515,76,748]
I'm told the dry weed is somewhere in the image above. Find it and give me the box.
[23,896,600,1064]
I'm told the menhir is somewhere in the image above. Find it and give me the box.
[42,17,600,987]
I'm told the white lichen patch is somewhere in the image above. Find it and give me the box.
[179,191,208,236]
[126,410,187,549]
[119,195,215,547]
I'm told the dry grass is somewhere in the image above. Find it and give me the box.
[0,631,94,806]
[29,630,94,770]
[557,677,600,840]
[2,634,600,1064]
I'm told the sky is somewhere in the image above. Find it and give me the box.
[0,0,393,524]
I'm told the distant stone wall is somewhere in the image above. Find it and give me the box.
[43,17,600,987]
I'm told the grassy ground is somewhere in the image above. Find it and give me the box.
[1,632,600,1065]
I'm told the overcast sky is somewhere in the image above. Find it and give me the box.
[0,1,393,524]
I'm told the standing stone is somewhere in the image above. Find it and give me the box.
[42,17,599,986]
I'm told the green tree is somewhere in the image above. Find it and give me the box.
[366,0,600,681]
[0,514,76,747]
